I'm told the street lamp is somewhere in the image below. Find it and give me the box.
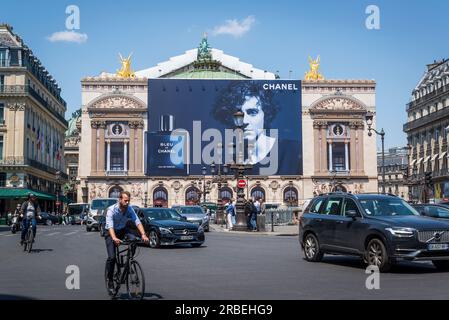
[366,112,386,194]
[229,111,253,231]
[144,191,148,208]
[209,161,229,225]
[201,165,207,203]
[55,170,61,215]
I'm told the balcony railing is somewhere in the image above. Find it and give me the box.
[106,170,128,176]
[0,85,67,126]
[404,106,449,132]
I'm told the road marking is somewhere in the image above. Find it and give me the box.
[46,232,61,236]
[64,231,79,236]
[85,232,97,235]
[2,234,16,237]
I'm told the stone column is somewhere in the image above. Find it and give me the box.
[328,141,333,171]
[320,123,328,173]
[106,141,111,172]
[98,122,106,174]
[91,121,99,173]
[136,121,144,174]
[357,123,365,174]
[345,142,349,171]
[349,122,357,175]
[313,121,321,174]
[129,122,136,173]
[124,140,128,172]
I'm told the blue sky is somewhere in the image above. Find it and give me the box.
[2,0,449,149]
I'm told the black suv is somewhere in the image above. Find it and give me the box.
[299,193,449,272]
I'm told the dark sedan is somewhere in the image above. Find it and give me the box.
[38,212,60,226]
[137,207,205,248]
[412,204,449,219]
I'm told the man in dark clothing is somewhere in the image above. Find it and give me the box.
[244,199,253,230]
[20,193,41,245]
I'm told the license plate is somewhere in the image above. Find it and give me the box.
[180,235,194,240]
[428,243,449,251]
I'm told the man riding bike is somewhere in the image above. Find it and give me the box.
[20,193,42,245]
[105,191,149,294]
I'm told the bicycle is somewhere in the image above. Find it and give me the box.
[22,220,34,253]
[104,237,145,300]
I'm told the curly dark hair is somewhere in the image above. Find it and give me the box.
[211,81,280,128]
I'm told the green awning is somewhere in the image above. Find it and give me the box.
[0,188,55,201]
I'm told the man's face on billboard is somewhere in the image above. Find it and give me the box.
[241,96,264,141]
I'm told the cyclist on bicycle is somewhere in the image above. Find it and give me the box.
[20,193,42,245]
[105,191,149,293]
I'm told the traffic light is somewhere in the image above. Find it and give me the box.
[425,171,432,186]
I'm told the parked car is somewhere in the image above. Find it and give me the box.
[172,205,210,231]
[86,215,101,232]
[299,192,449,272]
[38,212,60,226]
[135,207,205,248]
[412,204,449,220]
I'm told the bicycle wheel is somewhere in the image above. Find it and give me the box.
[27,228,34,253]
[126,260,145,300]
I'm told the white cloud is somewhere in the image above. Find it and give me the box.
[211,16,256,38]
[47,31,88,44]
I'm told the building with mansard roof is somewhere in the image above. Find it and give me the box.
[73,36,378,209]
[0,24,69,217]
[404,58,449,202]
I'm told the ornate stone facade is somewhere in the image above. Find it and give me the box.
[75,45,377,207]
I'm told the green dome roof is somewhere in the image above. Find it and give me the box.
[170,69,247,79]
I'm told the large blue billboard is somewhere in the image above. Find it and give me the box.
[146,79,302,176]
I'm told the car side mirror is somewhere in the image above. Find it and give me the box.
[346,210,358,219]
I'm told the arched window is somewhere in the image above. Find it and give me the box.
[283,186,298,206]
[109,186,123,198]
[185,187,200,205]
[250,186,266,201]
[153,187,168,208]
[220,187,233,203]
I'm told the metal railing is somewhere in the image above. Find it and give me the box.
[0,85,67,126]
[264,208,295,226]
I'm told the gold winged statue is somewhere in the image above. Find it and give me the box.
[305,55,324,80]
[116,53,135,78]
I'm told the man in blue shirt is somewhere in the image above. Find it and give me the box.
[105,191,149,293]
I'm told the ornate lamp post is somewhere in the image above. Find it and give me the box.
[229,110,253,231]
[201,165,208,203]
[366,112,386,194]
[210,161,229,225]
[55,170,61,214]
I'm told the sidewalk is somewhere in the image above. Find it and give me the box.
[209,223,299,236]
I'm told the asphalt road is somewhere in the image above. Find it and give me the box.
[1,224,449,300]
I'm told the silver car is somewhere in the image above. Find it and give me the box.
[173,205,210,232]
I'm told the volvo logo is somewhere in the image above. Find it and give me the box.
[427,231,445,243]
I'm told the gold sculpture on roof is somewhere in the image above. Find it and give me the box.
[305,55,324,80]
[116,53,135,78]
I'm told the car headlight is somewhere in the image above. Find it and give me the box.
[202,215,209,222]
[198,226,204,233]
[385,227,416,237]
[159,227,172,234]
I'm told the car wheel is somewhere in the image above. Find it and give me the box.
[149,231,160,248]
[303,233,323,262]
[432,260,449,271]
[46,220,52,226]
[366,238,391,272]
[191,243,202,248]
